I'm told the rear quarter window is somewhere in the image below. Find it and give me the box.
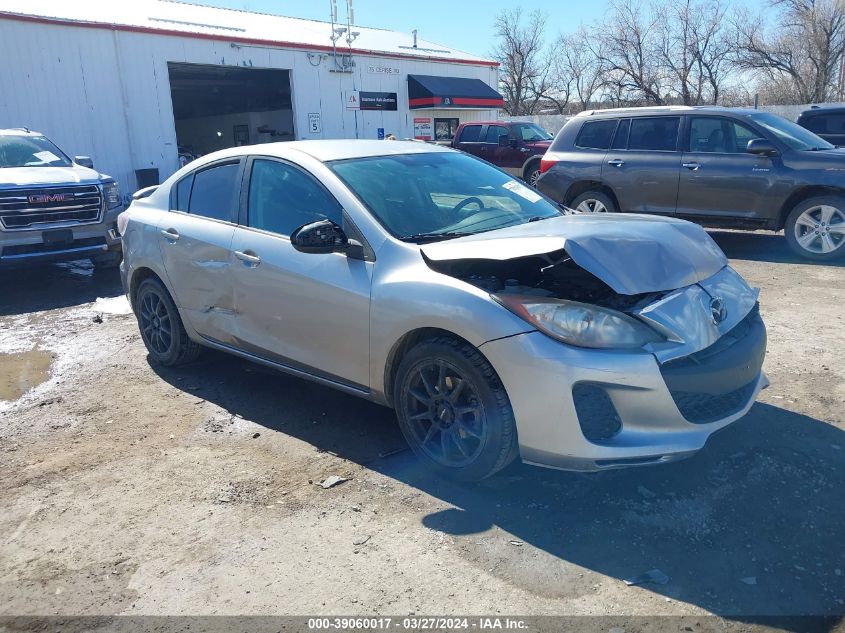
[575,120,618,150]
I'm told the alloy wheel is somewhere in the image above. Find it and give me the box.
[793,205,845,255]
[402,359,486,467]
[528,169,541,187]
[575,198,609,213]
[139,291,173,356]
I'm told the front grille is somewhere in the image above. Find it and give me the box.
[668,380,758,424]
[573,383,622,442]
[661,305,765,424]
[0,185,103,230]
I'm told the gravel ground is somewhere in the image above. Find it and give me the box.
[0,230,843,630]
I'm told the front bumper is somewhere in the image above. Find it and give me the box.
[479,309,768,472]
[0,208,123,267]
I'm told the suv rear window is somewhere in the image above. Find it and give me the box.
[628,117,680,151]
[458,125,482,143]
[575,120,617,150]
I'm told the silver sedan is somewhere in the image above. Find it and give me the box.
[119,140,767,481]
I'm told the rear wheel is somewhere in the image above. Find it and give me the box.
[785,196,845,260]
[570,190,617,214]
[524,160,542,188]
[394,336,518,481]
[135,278,201,366]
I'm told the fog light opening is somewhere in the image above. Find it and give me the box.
[572,383,622,443]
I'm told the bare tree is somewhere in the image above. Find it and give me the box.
[556,27,608,111]
[491,9,552,115]
[598,0,666,105]
[733,0,845,103]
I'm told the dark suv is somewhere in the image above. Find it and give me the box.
[796,106,845,146]
[537,106,845,260]
[451,121,553,186]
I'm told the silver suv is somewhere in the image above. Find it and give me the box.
[119,140,767,481]
[0,129,123,268]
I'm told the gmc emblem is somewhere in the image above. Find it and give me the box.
[29,193,68,204]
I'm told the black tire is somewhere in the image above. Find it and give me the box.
[135,277,201,366]
[784,195,845,261]
[393,336,518,481]
[569,190,617,214]
[524,160,542,188]
[90,251,122,270]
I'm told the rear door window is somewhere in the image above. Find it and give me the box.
[173,174,193,211]
[804,113,845,135]
[628,117,680,151]
[610,119,630,150]
[188,162,240,222]
[575,120,618,149]
[458,125,482,143]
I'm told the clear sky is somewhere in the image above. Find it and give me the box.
[187,0,647,59]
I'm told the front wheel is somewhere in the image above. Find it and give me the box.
[394,337,518,481]
[785,196,845,260]
[569,190,617,214]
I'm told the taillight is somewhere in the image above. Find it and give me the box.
[540,157,557,173]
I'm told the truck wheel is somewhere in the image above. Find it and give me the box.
[135,278,201,366]
[570,190,617,214]
[524,160,542,187]
[785,196,845,260]
[394,336,518,482]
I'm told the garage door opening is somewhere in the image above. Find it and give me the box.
[167,62,293,164]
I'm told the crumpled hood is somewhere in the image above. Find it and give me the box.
[421,214,728,295]
[0,165,104,186]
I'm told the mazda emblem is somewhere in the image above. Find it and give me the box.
[710,297,728,324]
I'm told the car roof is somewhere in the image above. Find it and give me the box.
[186,139,454,167]
[459,121,526,126]
[0,128,42,137]
[798,105,845,116]
[575,106,762,118]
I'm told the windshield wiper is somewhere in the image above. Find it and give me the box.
[401,231,474,243]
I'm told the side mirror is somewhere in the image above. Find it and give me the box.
[74,156,94,169]
[290,219,349,255]
[746,138,779,157]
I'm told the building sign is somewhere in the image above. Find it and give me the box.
[360,92,398,111]
[345,91,360,110]
[367,64,401,75]
[307,112,322,134]
[414,117,433,140]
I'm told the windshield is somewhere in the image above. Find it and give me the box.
[330,151,562,242]
[512,123,553,142]
[0,135,73,168]
[747,112,834,151]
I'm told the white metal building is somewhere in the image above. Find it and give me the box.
[0,0,502,194]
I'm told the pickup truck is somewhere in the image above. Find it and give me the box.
[0,128,123,268]
[451,120,553,186]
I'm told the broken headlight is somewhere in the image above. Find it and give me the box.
[494,296,663,349]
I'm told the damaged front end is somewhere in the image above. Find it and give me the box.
[419,216,767,469]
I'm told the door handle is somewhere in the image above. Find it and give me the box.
[160,228,180,241]
[607,159,625,167]
[682,162,701,170]
[234,250,261,266]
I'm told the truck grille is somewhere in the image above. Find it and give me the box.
[0,185,103,230]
